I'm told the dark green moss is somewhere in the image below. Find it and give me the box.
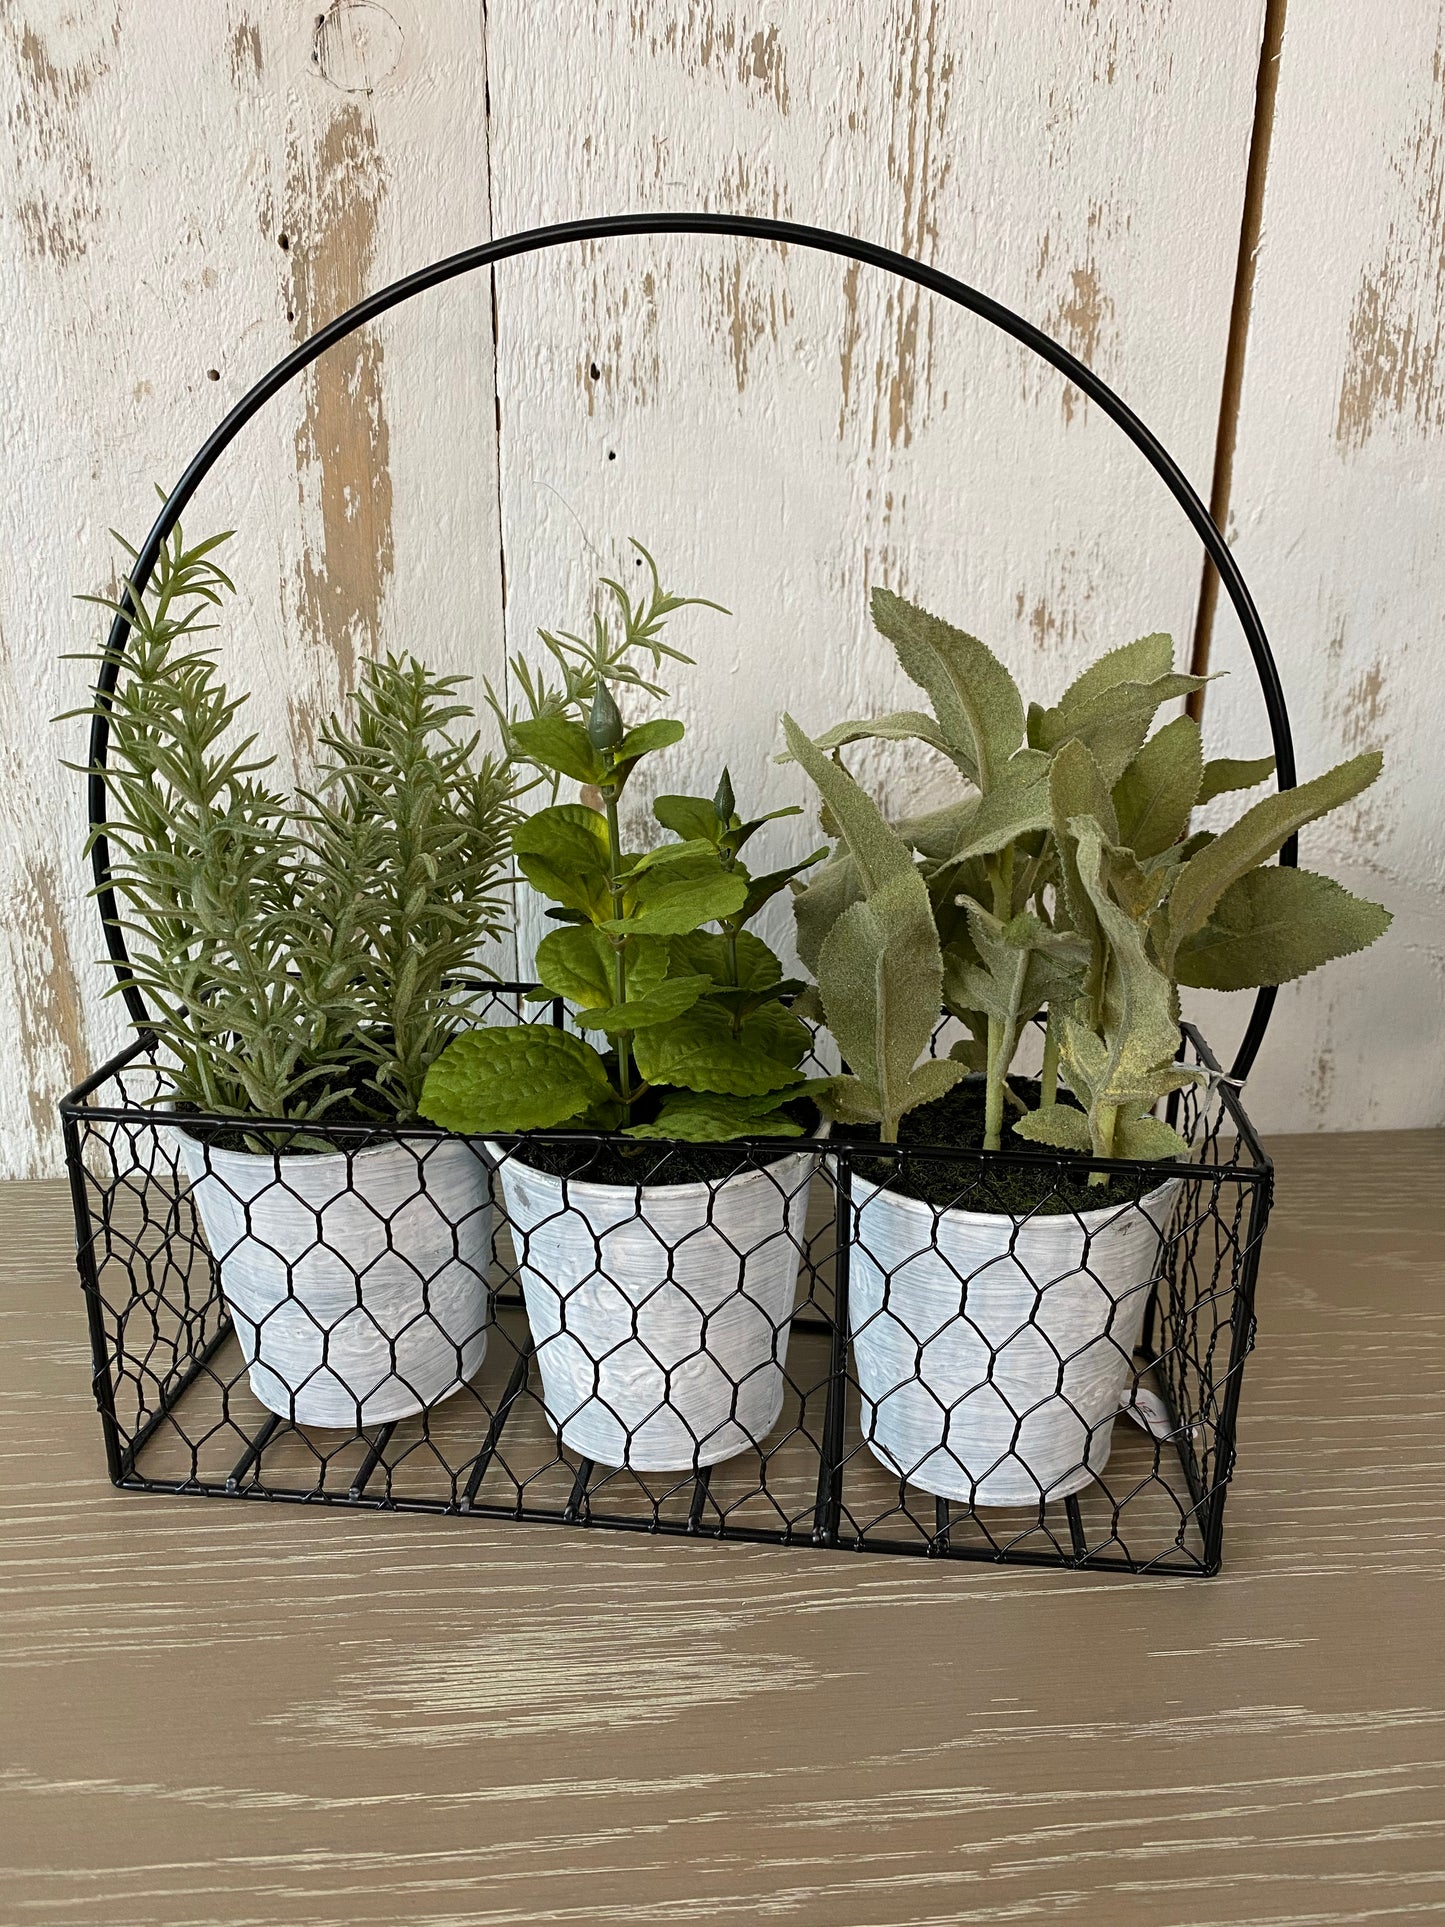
[506,1097,821,1187]
[835,1075,1168,1215]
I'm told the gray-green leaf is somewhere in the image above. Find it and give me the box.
[1159,751,1384,968]
[1055,633,1175,712]
[779,709,950,764]
[784,714,957,1137]
[870,588,1024,790]
[1113,713,1203,858]
[944,748,1052,861]
[1174,865,1391,990]
[1012,1103,1092,1152]
[791,852,861,975]
[1198,753,1276,804]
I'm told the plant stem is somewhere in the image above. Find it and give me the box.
[984,1018,1004,1153]
[995,842,1015,918]
[1090,1102,1117,1186]
[724,924,742,1034]
[1039,1012,1060,1110]
[603,784,634,1108]
[982,848,1015,1154]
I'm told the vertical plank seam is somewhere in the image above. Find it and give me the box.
[1187,0,1289,725]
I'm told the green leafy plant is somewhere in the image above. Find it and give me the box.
[420,552,832,1144]
[788,588,1390,1171]
[69,522,517,1137]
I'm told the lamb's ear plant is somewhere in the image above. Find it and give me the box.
[1016,741,1390,1171]
[420,553,833,1144]
[790,591,1209,1151]
[780,714,963,1141]
[789,583,1391,1175]
[67,520,517,1141]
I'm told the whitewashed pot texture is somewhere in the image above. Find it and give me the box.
[494,1140,821,1470]
[850,1175,1183,1506]
[176,1133,491,1428]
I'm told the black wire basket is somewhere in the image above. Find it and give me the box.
[61,215,1289,1576]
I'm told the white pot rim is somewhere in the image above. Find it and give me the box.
[170,1115,474,1176]
[488,1117,830,1205]
[851,1160,1183,1231]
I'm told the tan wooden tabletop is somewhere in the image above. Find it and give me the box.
[2,1130,1443,1926]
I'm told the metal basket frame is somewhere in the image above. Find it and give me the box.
[62,215,1291,1575]
[62,994,1271,1577]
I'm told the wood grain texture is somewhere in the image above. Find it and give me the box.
[0,1,506,1179]
[3,1134,1443,1923]
[1195,2,1445,1131]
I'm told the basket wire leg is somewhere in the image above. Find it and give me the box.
[62,1111,125,1486]
[348,1423,397,1500]
[1064,1493,1089,1562]
[687,1465,715,1532]
[226,1413,284,1490]
[564,1458,595,1523]
[813,1153,851,1548]
[461,1333,535,1511]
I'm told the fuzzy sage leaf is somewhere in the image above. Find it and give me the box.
[782,712,962,1139]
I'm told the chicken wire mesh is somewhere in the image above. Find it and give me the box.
[61,990,1271,1575]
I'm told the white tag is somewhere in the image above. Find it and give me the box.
[1119,1384,1194,1440]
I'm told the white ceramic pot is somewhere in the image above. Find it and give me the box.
[494,1138,822,1470]
[849,1173,1182,1506]
[176,1132,491,1428]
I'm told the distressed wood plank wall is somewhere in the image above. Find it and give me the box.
[1,0,1437,1178]
[1200,2,1445,1131]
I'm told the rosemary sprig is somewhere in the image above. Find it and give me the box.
[66,522,519,1136]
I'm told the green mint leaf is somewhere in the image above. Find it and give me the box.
[668,927,783,990]
[653,793,724,845]
[576,972,713,1032]
[632,999,806,1096]
[512,804,612,919]
[419,1025,612,1133]
[602,857,748,937]
[509,716,606,786]
[624,1087,812,1142]
[534,924,670,1008]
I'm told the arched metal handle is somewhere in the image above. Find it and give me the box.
[85,212,1295,1081]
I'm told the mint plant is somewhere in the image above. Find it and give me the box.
[788,587,1390,1171]
[420,553,831,1145]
